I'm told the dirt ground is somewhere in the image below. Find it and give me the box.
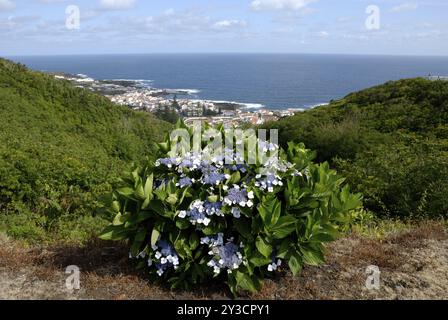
[0,222,447,300]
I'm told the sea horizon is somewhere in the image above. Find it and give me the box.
[6,52,448,58]
[8,53,448,110]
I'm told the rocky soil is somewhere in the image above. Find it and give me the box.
[1,222,447,300]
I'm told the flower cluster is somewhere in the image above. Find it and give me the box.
[176,176,194,188]
[145,141,300,281]
[202,169,227,186]
[267,259,282,272]
[255,173,284,193]
[231,207,241,219]
[178,200,224,226]
[156,150,248,174]
[150,240,180,277]
[223,185,254,207]
[201,234,245,275]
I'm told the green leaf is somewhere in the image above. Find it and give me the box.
[179,187,192,205]
[270,215,297,239]
[208,195,219,203]
[112,212,128,226]
[144,174,154,197]
[189,233,200,250]
[134,183,146,200]
[258,195,281,227]
[136,211,154,223]
[249,252,271,267]
[149,200,166,216]
[176,219,190,230]
[117,187,134,197]
[234,218,252,240]
[151,228,160,248]
[256,236,273,258]
[311,232,336,243]
[175,236,192,259]
[166,194,178,206]
[111,201,121,213]
[130,230,147,256]
[141,197,151,209]
[228,171,241,184]
[157,142,170,153]
[99,225,131,241]
[288,253,302,276]
[235,271,258,293]
[277,239,292,259]
[228,275,238,297]
[300,246,325,266]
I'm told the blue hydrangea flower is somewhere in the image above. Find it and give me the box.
[186,204,211,226]
[177,176,193,188]
[152,240,180,276]
[261,157,294,174]
[155,157,177,168]
[223,185,254,207]
[178,153,202,171]
[231,207,241,219]
[267,259,282,272]
[255,173,283,192]
[203,236,244,275]
[204,201,224,217]
[177,200,225,226]
[224,163,248,173]
[201,233,224,247]
[202,171,226,186]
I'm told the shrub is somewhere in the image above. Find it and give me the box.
[335,136,448,218]
[0,58,170,243]
[264,78,448,218]
[99,122,363,295]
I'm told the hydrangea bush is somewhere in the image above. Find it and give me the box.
[99,122,363,295]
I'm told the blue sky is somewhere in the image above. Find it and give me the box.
[1,0,447,56]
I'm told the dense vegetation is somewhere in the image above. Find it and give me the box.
[0,58,170,242]
[2,56,446,246]
[264,78,448,218]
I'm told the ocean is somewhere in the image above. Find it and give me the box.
[8,54,448,110]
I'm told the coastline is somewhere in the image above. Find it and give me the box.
[51,72,314,125]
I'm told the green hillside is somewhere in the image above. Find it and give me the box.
[0,59,171,242]
[265,78,448,218]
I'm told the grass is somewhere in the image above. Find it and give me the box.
[346,208,447,240]
[0,212,110,246]
[351,218,414,239]
[0,58,171,245]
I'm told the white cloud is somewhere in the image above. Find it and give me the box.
[318,30,329,37]
[390,3,418,13]
[37,0,67,3]
[251,0,316,12]
[213,19,247,30]
[0,0,15,11]
[0,15,40,33]
[99,0,136,11]
[110,9,248,36]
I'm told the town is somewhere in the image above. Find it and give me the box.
[52,73,304,126]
